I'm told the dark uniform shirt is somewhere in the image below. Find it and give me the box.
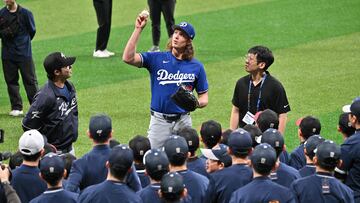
[289,143,306,170]
[78,180,142,203]
[341,130,360,200]
[178,169,208,203]
[270,162,301,187]
[299,164,316,177]
[29,188,78,203]
[229,176,295,203]
[134,163,150,188]
[232,72,290,127]
[208,163,253,203]
[65,145,141,193]
[290,172,354,203]
[11,165,47,203]
[187,157,208,178]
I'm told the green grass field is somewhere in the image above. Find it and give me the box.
[0,0,359,156]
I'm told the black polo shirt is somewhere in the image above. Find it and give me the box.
[232,71,290,127]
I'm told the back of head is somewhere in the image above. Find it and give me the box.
[9,151,23,170]
[60,153,77,179]
[144,149,170,181]
[200,120,222,149]
[304,135,325,160]
[161,172,185,202]
[164,135,189,166]
[178,127,199,156]
[256,109,279,132]
[219,129,233,145]
[315,140,341,171]
[343,97,360,123]
[89,114,112,143]
[108,144,134,181]
[243,124,262,148]
[129,135,151,162]
[227,129,253,158]
[248,45,274,70]
[109,138,120,148]
[19,130,45,162]
[298,116,321,140]
[40,153,65,186]
[250,143,277,175]
[338,113,355,137]
[260,128,284,158]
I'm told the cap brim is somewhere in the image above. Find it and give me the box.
[342,105,351,113]
[172,25,191,39]
[200,148,219,160]
[64,57,76,67]
[295,117,303,126]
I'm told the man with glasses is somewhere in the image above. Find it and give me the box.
[22,52,78,155]
[229,46,290,135]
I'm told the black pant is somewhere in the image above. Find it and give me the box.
[2,58,38,110]
[93,0,112,51]
[148,0,176,46]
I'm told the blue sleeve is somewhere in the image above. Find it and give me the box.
[25,10,36,40]
[126,165,142,192]
[289,181,300,203]
[341,141,353,171]
[22,91,51,131]
[139,52,153,71]
[65,159,83,193]
[195,64,208,94]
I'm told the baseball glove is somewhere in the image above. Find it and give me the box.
[171,85,199,112]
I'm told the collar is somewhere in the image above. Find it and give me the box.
[93,144,110,150]
[44,188,63,194]
[187,156,199,162]
[316,171,334,178]
[48,80,73,100]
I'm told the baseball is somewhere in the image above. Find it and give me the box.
[140,10,149,18]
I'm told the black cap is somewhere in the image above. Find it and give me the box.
[297,116,321,139]
[144,149,169,176]
[108,144,134,171]
[260,128,284,157]
[342,97,360,118]
[43,52,76,75]
[129,135,151,161]
[256,109,279,132]
[40,153,65,175]
[315,140,341,168]
[161,172,185,196]
[178,127,199,153]
[250,143,277,173]
[164,135,189,159]
[338,113,355,137]
[304,135,325,158]
[228,129,252,154]
[89,114,112,141]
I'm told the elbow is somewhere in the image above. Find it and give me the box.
[122,55,132,64]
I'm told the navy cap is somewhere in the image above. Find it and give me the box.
[43,52,76,75]
[261,128,284,150]
[40,153,65,175]
[343,97,360,118]
[161,172,185,195]
[144,149,169,175]
[89,114,112,139]
[129,135,151,161]
[109,144,134,171]
[173,22,195,40]
[164,135,189,159]
[304,134,325,158]
[296,116,321,139]
[250,143,277,171]
[228,129,252,154]
[338,113,355,136]
[200,144,232,167]
[256,109,279,132]
[178,127,199,153]
[315,140,341,167]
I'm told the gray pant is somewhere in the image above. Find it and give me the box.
[148,111,192,149]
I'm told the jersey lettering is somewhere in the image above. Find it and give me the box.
[157,69,195,85]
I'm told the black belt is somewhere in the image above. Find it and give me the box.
[150,110,189,123]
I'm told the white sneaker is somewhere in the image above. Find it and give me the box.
[9,110,23,117]
[148,46,160,52]
[93,50,110,58]
[103,49,115,56]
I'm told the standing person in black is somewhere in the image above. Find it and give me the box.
[147,0,176,52]
[92,0,115,58]
[230,45,290,135]
[0,0,38,117]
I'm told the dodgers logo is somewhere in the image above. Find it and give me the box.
[156,69,195,85]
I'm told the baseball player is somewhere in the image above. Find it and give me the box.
[159,172,190,203]
[200,144,232,174]
[260,128,301,187]
[291,140,354,202]
[129,135,151,188]
[229,143,295,203]
[78,145,142,203]
[137,149,170,203]
[298,134,325,177]
[338,112,355,140]
[123,13,208,149]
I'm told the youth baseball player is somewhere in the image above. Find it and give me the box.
[123,12,208,149]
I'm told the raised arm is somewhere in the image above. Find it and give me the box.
[122,14,148,67]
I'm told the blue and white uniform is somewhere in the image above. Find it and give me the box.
[140,51,208,148]
[29,188,78,203]
[299,164,316,177]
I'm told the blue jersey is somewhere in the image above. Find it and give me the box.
[66,145,141,193]
[78,180,142,203]
[140,51,208,114]
[290,172,354,203]
[279,150,290,165]
[178,169,209,203]
[187,157,208,178]
[208,163,253,203]
[289,144,306,170]
[270,162,301,187]
[341,130,360,200]
[299,164,316,177]
[29,188,78,203]
[136,169,150,189]
[229,176,295,203]
[11,164,47,203]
